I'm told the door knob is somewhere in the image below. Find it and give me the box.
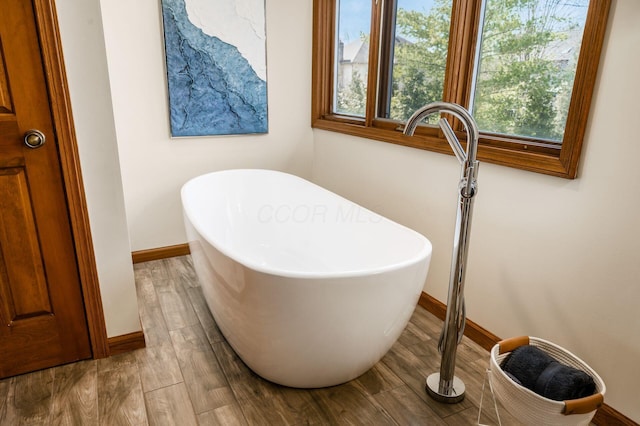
[24,129,46,149]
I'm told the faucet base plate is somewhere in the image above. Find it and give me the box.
[425,373,466,404]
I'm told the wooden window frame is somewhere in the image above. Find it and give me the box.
[312,0,612,179]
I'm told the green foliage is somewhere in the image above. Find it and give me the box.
[336,69,367,116]
[334,0,586,141]
[470,0,582,140]
[389,3,451,121]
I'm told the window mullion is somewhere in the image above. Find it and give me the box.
[365,0,383,126]
[376,0,398,120]
[444,0,482,131]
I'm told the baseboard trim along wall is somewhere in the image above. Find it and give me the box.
[131,243,191,263]
[417,292,636,426]
[418,292,500,351]
[107,331,146,356]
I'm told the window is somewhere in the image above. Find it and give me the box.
[312,0,611,178]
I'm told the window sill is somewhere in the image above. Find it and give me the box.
[312,116,574,179]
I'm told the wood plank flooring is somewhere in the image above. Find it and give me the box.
[0,255,522,425]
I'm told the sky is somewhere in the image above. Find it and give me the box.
[337,0,588,43]
[338,0,436,42]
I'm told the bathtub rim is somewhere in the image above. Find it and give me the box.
[181,169,433,280]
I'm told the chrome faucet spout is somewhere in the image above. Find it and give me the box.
[403,102,480,404]
[403,101,479,198]
[403,101,479,162]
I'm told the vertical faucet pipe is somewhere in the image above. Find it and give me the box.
[403,101,479,403]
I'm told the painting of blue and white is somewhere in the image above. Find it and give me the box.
[161,0,268,136]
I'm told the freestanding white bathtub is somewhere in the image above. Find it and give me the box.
[181,169,432,388]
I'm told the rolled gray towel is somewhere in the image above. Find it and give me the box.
[500,345,596,401]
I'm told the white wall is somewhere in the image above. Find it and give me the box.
[56,0,638,419]
[313,0,639,421]
[55,0,140,337]
[99,0,314,252]
[55,0,313,337]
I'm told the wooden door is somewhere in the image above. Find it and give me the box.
[0,0,92,377]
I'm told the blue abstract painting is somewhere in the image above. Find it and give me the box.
[161,0,268,136]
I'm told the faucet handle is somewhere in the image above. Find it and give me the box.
[438,118,466,164]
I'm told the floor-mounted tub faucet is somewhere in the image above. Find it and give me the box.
[404,101,480,403]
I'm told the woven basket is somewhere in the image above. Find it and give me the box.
[488,336,606,426]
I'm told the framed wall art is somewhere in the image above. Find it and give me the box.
[161,0,268,136]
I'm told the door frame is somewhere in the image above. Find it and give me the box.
[32,0,109,358]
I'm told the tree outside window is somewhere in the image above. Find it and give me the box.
[313,0,611,178]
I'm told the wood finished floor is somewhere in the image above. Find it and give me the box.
[0,255,522,425]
